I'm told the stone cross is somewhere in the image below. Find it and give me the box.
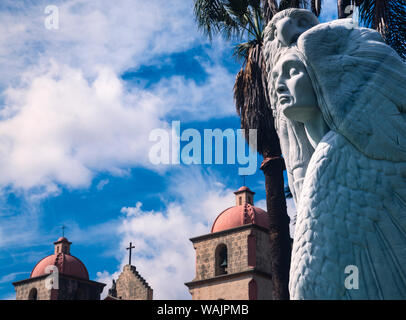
[126,242,135,266]
[61,225,66,237]
[241,174,246,187]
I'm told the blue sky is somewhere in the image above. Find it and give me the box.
[0,0,338,300]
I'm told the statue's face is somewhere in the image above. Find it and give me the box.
[272,53,319,123]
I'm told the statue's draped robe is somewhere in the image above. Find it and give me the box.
[290,130,406,299]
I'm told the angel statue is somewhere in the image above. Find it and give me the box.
[265,14,406,299]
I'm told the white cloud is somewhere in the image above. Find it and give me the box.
[0,1,237,196]
[96,168,235,299]
[0,59,237,194]
[152,64,236,120]
[0,272,29,284]
[165,168,235,223]
[0,62,167,193]
[96,270,121,299]
[96,179,109,191]
[0,0,199,89]
[255,198,266,211]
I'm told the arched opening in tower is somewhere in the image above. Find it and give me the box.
[28,288,38,300]
[215,244,228,276]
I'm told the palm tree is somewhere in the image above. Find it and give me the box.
[193,0,321,300]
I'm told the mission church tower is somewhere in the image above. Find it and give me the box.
[185,186,273,300]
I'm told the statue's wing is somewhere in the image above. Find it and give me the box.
[290,132,406,299]
[344,155,406,299]
[297,19,406,162]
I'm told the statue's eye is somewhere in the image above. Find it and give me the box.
[289,68,299,77]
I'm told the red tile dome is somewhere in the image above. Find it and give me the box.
[211,203,270,233]
[211,186,269,233]
[30,237,89,280]
[30,253,89,280]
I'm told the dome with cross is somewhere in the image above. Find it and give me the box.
[30,237,89,280]
[211,186,270,233]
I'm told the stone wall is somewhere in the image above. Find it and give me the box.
[57,277,104,300]
[187,225,273,300]
[192,226,272,281]
[116,265,153,300]
[189,275,252,300]
[188,274,272,300]
[14,277,52,300]
[14,276,104,300]
[193,229,250,281]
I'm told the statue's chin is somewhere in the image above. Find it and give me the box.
[282,104,318,123]
[281,104,302,121]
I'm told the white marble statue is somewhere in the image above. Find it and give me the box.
[267,16,406,299]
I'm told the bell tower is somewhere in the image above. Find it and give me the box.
[54,237,71,255]
[185,186,273,300]
[234,186,255,206]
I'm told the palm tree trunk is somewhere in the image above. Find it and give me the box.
[337,0,353,18]
[261,156,291,300]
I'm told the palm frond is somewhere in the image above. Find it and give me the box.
[262,0,279,24]
[357,0,406,60]
[193,0,242,40]
[234,40,257,61]
[234,44,281,157]
[194,0,265,42]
